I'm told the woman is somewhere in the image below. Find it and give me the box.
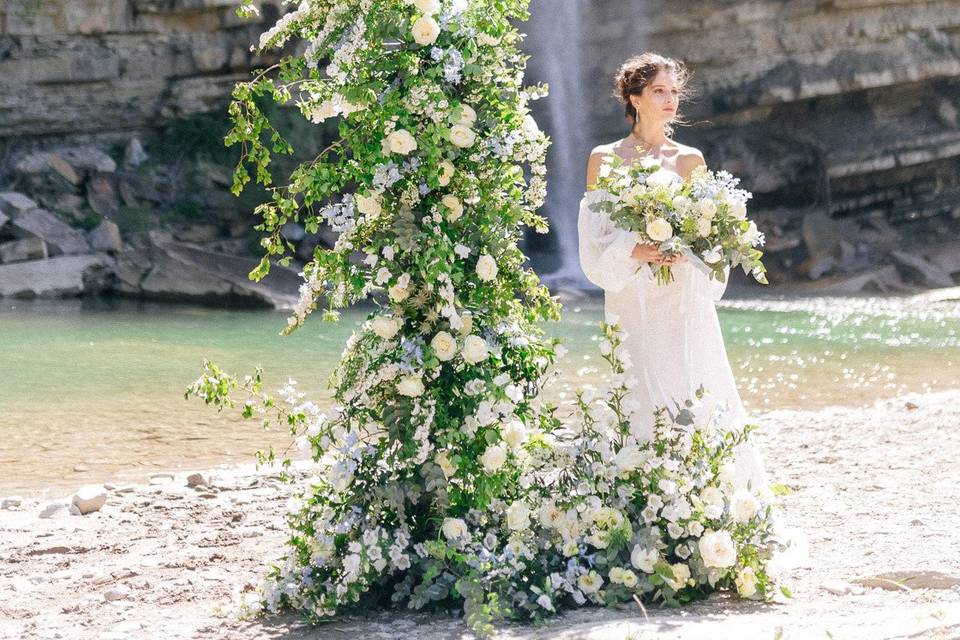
[578,52,768,493]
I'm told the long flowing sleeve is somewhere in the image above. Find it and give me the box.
[577,189,648,293]
[696,264,730,302]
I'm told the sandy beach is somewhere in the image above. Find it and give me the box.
[3,388,960,640]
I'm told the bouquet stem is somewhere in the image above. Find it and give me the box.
[656,264,674,286]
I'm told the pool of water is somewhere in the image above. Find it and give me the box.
[1,294,957,495]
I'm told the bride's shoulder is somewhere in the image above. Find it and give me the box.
[672,141,707,177]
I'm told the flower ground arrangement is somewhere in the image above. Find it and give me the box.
[188,0,789,634]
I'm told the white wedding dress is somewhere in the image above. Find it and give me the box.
[577,176,769,493]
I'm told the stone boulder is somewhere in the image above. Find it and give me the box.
[87,219,123,253]
[8,208,91,255]
[114,234,301,308]
[0,192,38,214]
[71,486,108,515]
[0,254,114,298]
[0,238,49,263]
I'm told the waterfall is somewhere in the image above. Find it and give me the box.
[522,0,592,290]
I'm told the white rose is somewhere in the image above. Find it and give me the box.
[647,217,673,242]
[646,169,678,189]
[412,0,440,13]
[613,445,644,474]
[388,283,410,302]
[387,129,418,155]
[702,245,723,264]
[697,199,717,219]
[454,104,477,127]
[698,530,737,568]
[501,418,527,449]
[449,124,476,148]
[608,567,625,584]
[577,570,603,594]
[411,16,440,45]
[372,315,402,340]
[441,194,463,222]
[621,569,639,588]
[730,490,760,523]
[671,195,691,210]
[697,216,713,238]
[477,32,500,46]
[506,500,530,531]
[430,331,458,361]
[623,183,647,204]
[480,443,507,473]
[630,545,657,573]
[735,567,758,598]
[441,517,468,540]
[435,451,455,479]
[438,160,455,186]
[729,199,748,219]
[397,375,425,397]
[475,254,498,281]
[666,562,691,591]
[461,334,488,364]
[356,193,382,216]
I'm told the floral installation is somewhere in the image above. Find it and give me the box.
[186,0,790,635]
[588,153,768,286]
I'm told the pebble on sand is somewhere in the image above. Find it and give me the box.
[72,485,108,515]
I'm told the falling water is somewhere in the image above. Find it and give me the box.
[522,0,592,289]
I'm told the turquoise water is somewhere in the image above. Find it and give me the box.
[1,295,958,494]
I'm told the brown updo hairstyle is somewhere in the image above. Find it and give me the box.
[613,52,692,137]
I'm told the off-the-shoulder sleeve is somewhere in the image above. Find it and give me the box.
[577,189,649,293]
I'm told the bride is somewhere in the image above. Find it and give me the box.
[578,52,769,493]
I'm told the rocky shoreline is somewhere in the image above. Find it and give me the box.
[3,389,960,639]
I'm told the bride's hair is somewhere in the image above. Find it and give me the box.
[613,52,692,137]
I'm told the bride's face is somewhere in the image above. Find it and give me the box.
[630,69,680,124]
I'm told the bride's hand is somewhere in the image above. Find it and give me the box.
[631,243,687,265]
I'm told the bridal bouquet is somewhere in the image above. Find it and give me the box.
[589,155,768,286]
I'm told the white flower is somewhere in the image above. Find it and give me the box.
[666,563,691,591]
[577,570,603,594]
[441,194,463,222]
[536,594,554,611]
[475,254,498,281]
[374,267,391,286]
[702,245,723,264]
[441,517,468,540]
[356,193,382,216]
[647,218,673,242]
[454,104,477,127]
[521,114,539,136]
[623,183,647,203]
[688,521,705,538]
[449,124,476,148]
[387,129,418,155]
[735,566,759,598]
[372,315,402,340]
[506,500,530,531]
[435,452,455,478]
[411,16,440,45]
[621,569,639,588]
[431,331,458,361]
[731,203,751,224]
[501,418,527,449]
[613,445,645,474]
[646,169,679,189]
[480,444,507,473]
[743,220,762,246]
[454,243,471,259]
[671,195,692,210]
[461,334,489,364]
[667,522,684,539]
[718,462,737,485]
[438,160,455,186]
[412,0,440,13]
[698,198,717,219]
[697,217,712,238]
[477,32,500,46]
[342,553,361,577]
[630,545,657,573]
[308,100,339,123]
[397,375,425,397]
[388,284,410,302]
[730,490,760,523]
[698,530,737,568]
